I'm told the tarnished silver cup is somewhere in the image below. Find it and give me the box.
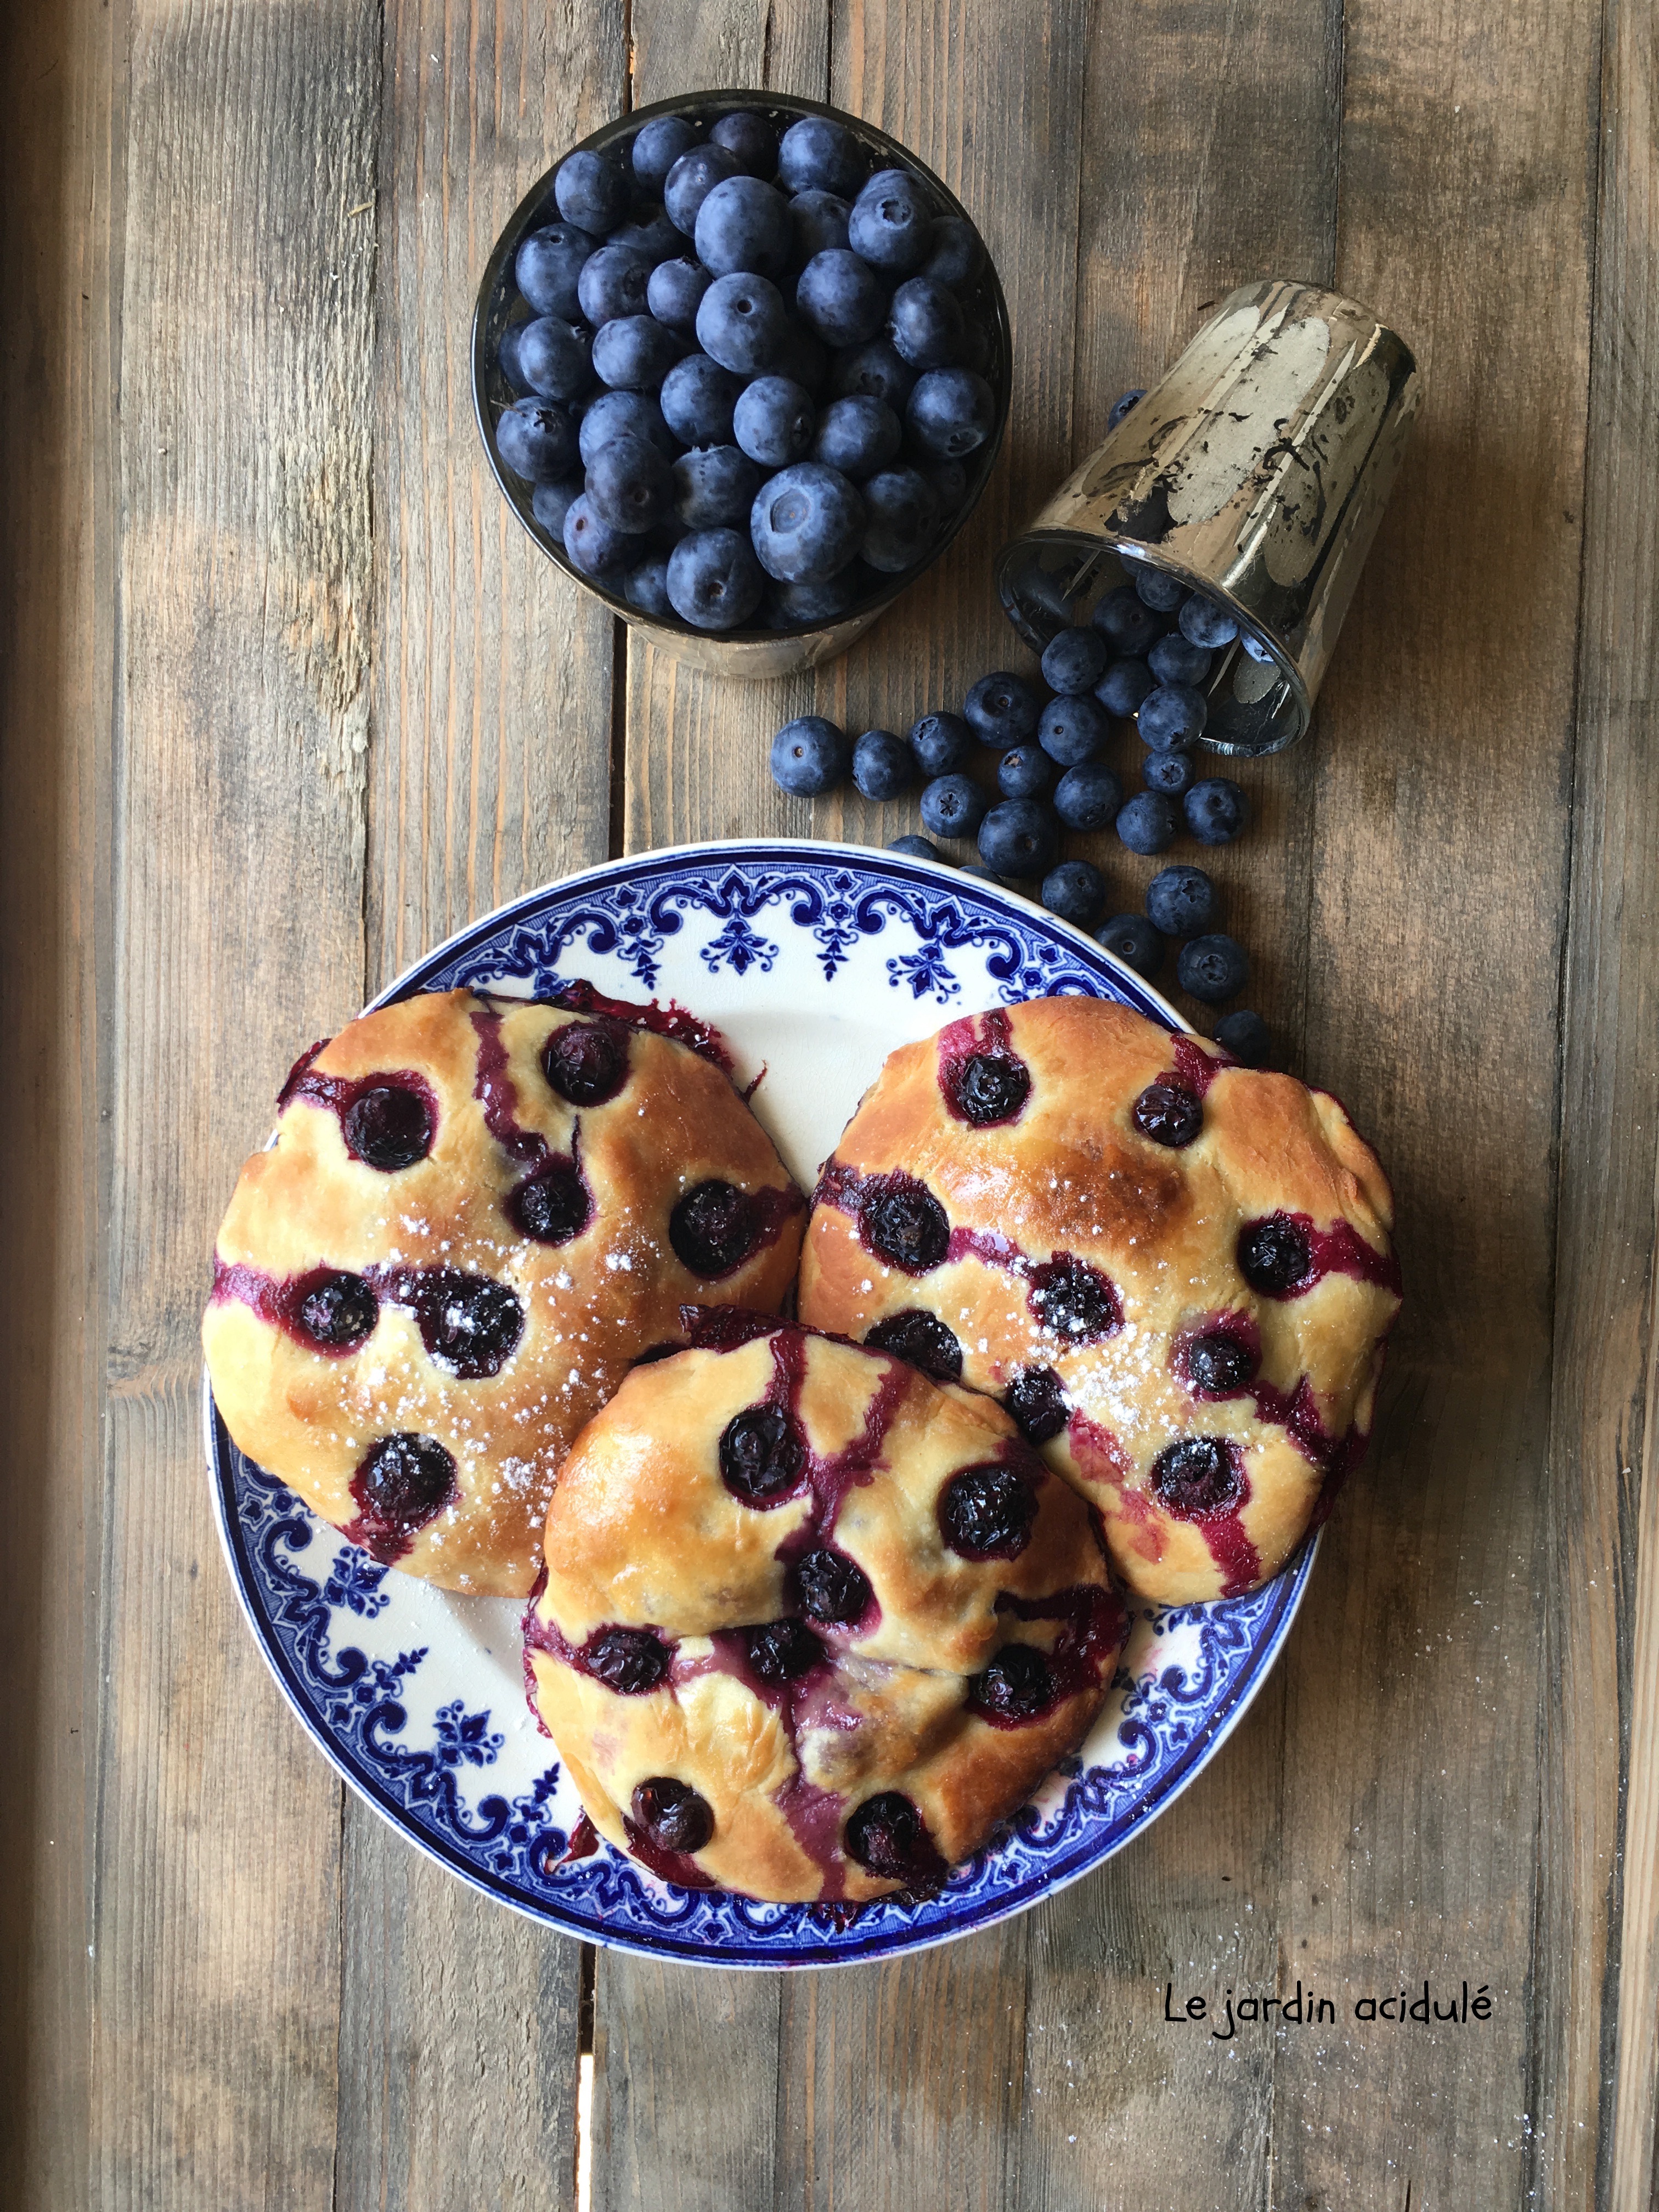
[994,279,1421,754]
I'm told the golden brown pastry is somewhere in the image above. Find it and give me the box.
[797,997,1400,1605]
[524,1316,1126,1903]
[203,986,804,1594]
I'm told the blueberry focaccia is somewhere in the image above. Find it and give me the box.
[524,1315,1126,1904]
[797,997,1400,1605]
[204,986,804,1595]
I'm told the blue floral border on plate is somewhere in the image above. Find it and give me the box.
[207,841,1318,1969]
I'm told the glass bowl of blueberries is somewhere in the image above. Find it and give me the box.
[473,92,1012,678]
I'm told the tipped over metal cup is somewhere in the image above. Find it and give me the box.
[995,279,1421,754]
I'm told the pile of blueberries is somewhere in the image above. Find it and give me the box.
[492,105,1002,634]
[769,527,1271,1063]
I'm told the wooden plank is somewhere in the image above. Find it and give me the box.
[0,0,122,2200]
[1550,3,1659,2205]
[331,1,625,2203]
[1267,0,1602,2202]
[90,0,385,2202]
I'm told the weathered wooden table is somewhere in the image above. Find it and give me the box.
[4,0,1655,2204]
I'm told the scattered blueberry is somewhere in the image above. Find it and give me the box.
[887,276,964,369]
[776,115,868,201]
[997,744,1054,799]
[830,340,917,411]
[591,314,681,391]
[889,833,941,860]
[1184,777,1250,844]
[577,243,651,325]
[733,375,816,466]
[665,527,765,629]
[1142,748,1196,796]
[908,710,973,777]
[1149,630,1212,687]
[1107,387,1146,430]
[811,394,901,478]
[750,461,865,582]
[848,167,934,271]
[859,466,939,572]
[770,715,850,796]
[672,444,761,529]
[586,432,674,532]
[1036,693,1108,766]
[906,366,996,458]
[631,115,699,196]
[1138,682,1208,750]
[851,727,914,801]
[1216,1009,1272,1066]
[663,143,741,235]
[515,317,592,403]
[963,670,1041,751]
[1116,791,1178,855]
[1092,584,1163,657]
[1146,864,1217,937]
[1041,626,1109,696]
[978,799,1058,879]
[1041,859,1107,928]
[1053,760,1123,832]
[659,352,742,445]
[1178,933,1249,1003]
[497,397,578,482]
[919,772,988,840]
[1095,656,1155,719]
[562,491,632,578]
[554,149,629,235]
[693,175,793,279]
[795,247,888,347]
[515,224,594,320]
[1132,563,1186,613]
[1098,911,1163,978]
[1179,594,1240,649]
[695,272,791,376]
[709,110,778,179]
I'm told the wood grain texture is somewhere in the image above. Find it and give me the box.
[0,0,122,2199]
[332,2,625,2203]
[1551,1,1659,2204]
[92,1,384,2203]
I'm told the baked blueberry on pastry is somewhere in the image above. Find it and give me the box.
[202,986,804,1595]
[524,1316,1126,1903]
[797,997,1400,1605]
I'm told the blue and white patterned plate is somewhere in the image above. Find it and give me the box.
[208,840,1316,1968]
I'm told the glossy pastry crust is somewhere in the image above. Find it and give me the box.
[202,988,804,1594]
[525,1320,1126,1904]
[797,996,1401,1604]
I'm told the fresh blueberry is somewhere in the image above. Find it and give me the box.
[1216,1009,1272,1067]
[964,671,1041,751]
[919,772,989,840]
[1142,748,1196,796]
[1241,630,1277,664]
[771,715,850,796]
[609,206,681,267]
[1184,777,1250,844]
[663,143,741,236]
[960,864,1002,881]
[693,175,793,279]
[889,833,941,861]
[887,276,964,369]
[515,317,592,403]
[909,711,973,777]
[1041,626,1109,696]
[848,168,934,272]
[786,189,851,266]
[665,528,764,630]
[631,115,699,196]
[926,458,968,514]
[1036,693,1108,766]
[671,444,761,529]
[1116,792,1177,854]
[1179,594,1240,649]
[646,255,713,333]
[514,224,594,319]
[978,798,1058,879]
[732,376,816,467]
[778,323,828,397]
[919,215,983,291]
[811,394,901,478]
[577,244,651,326]
[498,321,533,395]
[997,744,1054,799]
[1146,864,1217,937]
[578,390,676,467]
[906,367,996,459]
[1091,584,1163,656]
[586,432,674,532]
[830,340,917,411]
[1149,631,1212,687]
[591,315,681,391]
[1107,387,1146,430]
[695,272,791,376]
[1178,933,1249,1003]
[554,150,629,235]
[1041,859,1107,928]
[1132,563,1187,613]
[795,249,887,348]
[530,473,584,537]
[624,552,674,617]
[496,397,579,483]
[659,353,742,445]
[749,462,865,582]
[709,110,777,179]
[777,115,868,200]
[1052,760,1123,831]
[765,565,870,626]
[1138,683,1209,751]
[859,466,939,572]
[562,492,632,579]
[851,727,914,801]
[1098,911,1163,977]
[1095,656,1155,718]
